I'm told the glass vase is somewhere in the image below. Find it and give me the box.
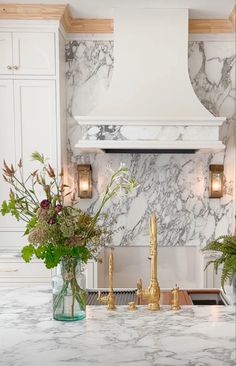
[52,257,86,321]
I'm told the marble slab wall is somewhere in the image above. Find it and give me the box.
[66,40,235,247]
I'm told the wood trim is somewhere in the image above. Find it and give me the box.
[0,4,67,21]
[69,19,113,34]
[60,5,72,33]
[189,19,234,33]
[0,4,235,34]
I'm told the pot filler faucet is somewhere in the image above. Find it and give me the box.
[97,248,116,310]
[136,213,161,311]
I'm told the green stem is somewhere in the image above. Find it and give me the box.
[10,182,35,209]
[71,284,75,318]
[70,263,76,317]
[83,185,119,242]
[53,281,69,313]
[12,176,38,206]
[74,286,86,310]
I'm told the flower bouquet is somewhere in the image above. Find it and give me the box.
[1,152,137,321]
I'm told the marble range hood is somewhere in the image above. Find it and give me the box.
[75,8,225,153]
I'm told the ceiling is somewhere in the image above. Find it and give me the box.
[0,0,234,19]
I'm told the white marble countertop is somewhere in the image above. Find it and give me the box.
[0,286,235,366]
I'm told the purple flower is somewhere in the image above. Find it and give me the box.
[40,199,50,209]
[48,218,56,225]
[55,204,63,213]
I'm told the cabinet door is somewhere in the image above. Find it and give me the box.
[0,33,13,74]
[12,32,55,75]
[0,256,52,285]
[14,80,58,179]
[0,80,21,229]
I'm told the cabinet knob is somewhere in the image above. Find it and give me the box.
[13,65,19,70]
[7,65,12,70]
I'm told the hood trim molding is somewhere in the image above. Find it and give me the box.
[78,116,225,126]
[75,137,225,152]
[75,116,225,153]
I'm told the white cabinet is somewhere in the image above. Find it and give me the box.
[0,79,19,229]
[14,79,57,176]
[0,32,55,75]
[203,252,222,288]
[0,256,52,285]
[0,257,97,288]
[0,25,64,255]
[12,32,55,75]
[0,32,12,74]
[85,261,98,288]
[0,79,57,229]
[0,21,96,289]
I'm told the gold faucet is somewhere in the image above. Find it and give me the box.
[97,248,116,310]
[136,214,160,311]
[171,285,181,310]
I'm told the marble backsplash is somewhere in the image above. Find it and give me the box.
[66,40,235,247]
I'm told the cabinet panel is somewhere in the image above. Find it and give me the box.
[0,257,51,284]
[86,262,95,288]
[14,79,58,179]
[85,261,97,289]
[0,80,21,229]
[0,33,12,74]
[12,32,55,75]
[0,258,97,288]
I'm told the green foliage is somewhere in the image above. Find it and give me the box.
[1,200,10,216]
[202,235,236,292]
[22,244,34,262]
[1,198,20,220]
[1,152,137,270]
[22,243,91,269]
[31,151,45,164]
[24,216,38,235]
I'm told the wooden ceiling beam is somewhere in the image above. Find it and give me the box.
[0,4,235,34]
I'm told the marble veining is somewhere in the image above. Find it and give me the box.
[0,286,235,366]
[80,124,219,141]
[66,40,235,247]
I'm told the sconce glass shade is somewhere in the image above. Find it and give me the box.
[77,164,92,199]
[209,164,224,198]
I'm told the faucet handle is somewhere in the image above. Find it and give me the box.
[171,285,181,311]
[97,291,108,304]
[136,278,143,305]
[137,278,142,291]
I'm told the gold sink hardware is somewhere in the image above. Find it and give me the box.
[127,302,137,311]
[136,213,160,311]
[171,285,181,310]
[97,249,116,310]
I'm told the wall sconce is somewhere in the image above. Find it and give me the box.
[77,164,92,199]
[209,164,224,198]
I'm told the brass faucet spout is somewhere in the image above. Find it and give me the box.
[136,214,160,311]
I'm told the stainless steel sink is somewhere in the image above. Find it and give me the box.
[188,290,228,305]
